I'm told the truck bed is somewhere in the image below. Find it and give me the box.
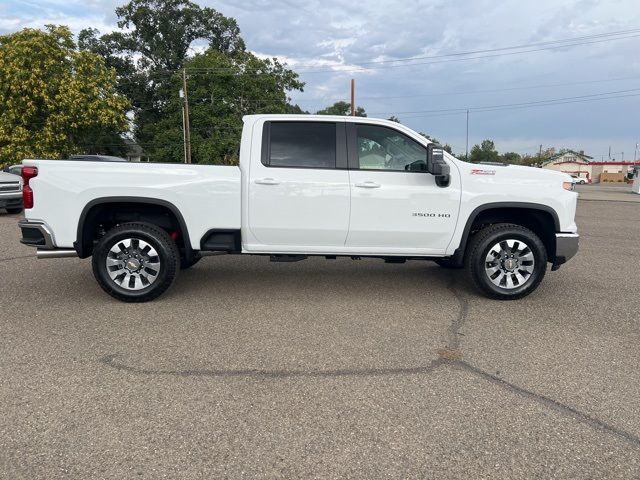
[22,159,241,250]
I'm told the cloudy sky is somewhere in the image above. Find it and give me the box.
[2,0,640,158]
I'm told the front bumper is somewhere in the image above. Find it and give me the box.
[0,195,23,209]
[552,233,579,270]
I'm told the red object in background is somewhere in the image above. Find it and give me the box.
[21,166,38,209]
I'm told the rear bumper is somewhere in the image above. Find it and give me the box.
[18,219,56,248]
[18,219,79,258]
[553,233,579,270]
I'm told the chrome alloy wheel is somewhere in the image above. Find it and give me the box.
[106,238,160,290]
[484,239,535,290]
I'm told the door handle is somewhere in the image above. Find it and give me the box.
[355,181,381,189]
[255,178,280,185]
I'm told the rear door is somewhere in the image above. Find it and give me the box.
[247,120,350,248]
[345,123,460,253]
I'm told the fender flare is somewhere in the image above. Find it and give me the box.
[74,196,193,259]
[450,202,561,265]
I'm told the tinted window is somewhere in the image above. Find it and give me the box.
[356,125,427,172]
[269,122,336,168]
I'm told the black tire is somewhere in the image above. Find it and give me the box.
[180,254,202,270]
[92,222,179,302]
[465,223,547,300]
[434,258,463,269]
[6,207,23,214]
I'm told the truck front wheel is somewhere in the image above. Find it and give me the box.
[92,222,179,302]
[465,223,547,300]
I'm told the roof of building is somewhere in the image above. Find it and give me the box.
[590,161,640,165]
[125,138,146,156]
[541,150,594,166]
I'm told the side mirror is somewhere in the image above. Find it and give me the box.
[427,144,450,187]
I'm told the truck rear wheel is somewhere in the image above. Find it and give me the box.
[465,223,547,300]
[92,222,179,302]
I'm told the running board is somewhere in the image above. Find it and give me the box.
[270,255,308,262]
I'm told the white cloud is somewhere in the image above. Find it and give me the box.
[3,0,640,153]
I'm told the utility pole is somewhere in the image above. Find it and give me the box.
[350,79,356,116]
[465,109,469,161]
[608,145,611,160]
[634,143,638,161]
[182,68,192,164]
[180,89,188,164]
[538,144,542,166]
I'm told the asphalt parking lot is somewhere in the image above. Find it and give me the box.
[1,197,639,479]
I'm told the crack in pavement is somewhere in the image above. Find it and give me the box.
[444,272,640,448]
[454,360,640,447]
[98,270,640,448]
[0,254,34,263]
[99,354,444,379]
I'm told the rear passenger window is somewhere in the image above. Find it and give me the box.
[268,122,336,168]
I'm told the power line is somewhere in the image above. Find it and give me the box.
[370,88,640,117]
[295,34,640,74]
[180,29,640,75]
[302,74,640,103]
[125,74,638,108]
[346,28,640,66]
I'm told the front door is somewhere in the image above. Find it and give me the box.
[248,121,350,249]
[345,123,460,254]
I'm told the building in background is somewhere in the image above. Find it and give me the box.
[541,150,639,183]
[125,139,148,162]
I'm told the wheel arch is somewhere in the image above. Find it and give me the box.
[451,202,560,266]
[75,197,192,259]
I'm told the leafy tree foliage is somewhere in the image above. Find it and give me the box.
[0,26,129,165]
[317,101,367,117]
[501,151,521,164]
[419,133,453,154]
[469,139,500,163]
[78,0,302,162]
[150,50,304,164]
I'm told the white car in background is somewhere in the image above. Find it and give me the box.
[571,175,587,185]
[0,171,23,214]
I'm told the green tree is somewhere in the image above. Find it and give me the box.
[317,101,367,117]
[469,139,500,163]
[150,49,304,164]
[501,151,522,164]
[419,133,453,154]
[0,26,129,165]
[78,0,247,158]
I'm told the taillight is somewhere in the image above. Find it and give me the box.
[22,166,38,209]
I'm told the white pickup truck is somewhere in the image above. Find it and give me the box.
[18,115,579,302]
